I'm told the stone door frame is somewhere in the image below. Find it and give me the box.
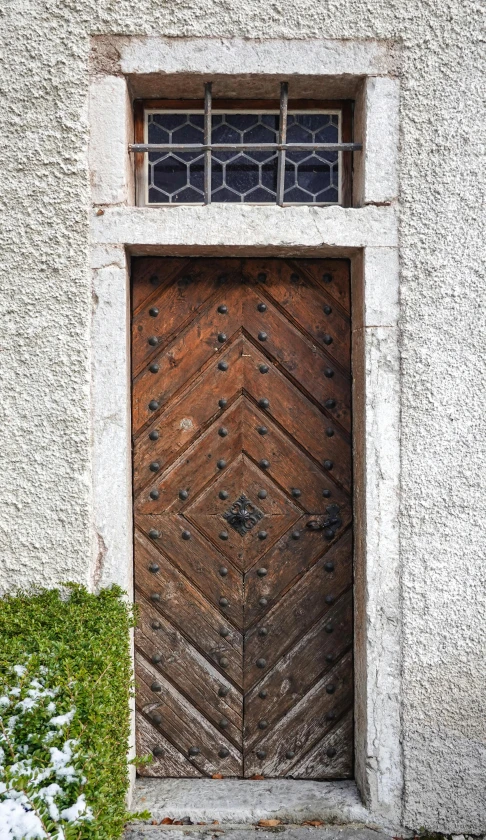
[88,36,401,827]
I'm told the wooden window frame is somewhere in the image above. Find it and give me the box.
[134,98,354,207]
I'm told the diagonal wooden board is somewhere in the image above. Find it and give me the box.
[132,257,353,778]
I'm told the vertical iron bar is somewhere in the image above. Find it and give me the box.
[276,82,288,206]
[204,82,212,205]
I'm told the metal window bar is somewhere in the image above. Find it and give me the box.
[133,143,361,152]
[276,82,288,206]
[204,82,212,205]
[131,82,363,204]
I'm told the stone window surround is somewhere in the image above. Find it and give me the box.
[89,37,401,827]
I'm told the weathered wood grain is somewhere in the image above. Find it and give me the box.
[136,655,242,776]
[244,529,353,681]
[132,257,353,779]
[132,287,242,433]
[132,257,191,315]
[136,714,203,778]
[293,259,351,314]
[136,515,244,626]
[243,259,351,370]
[136,596,242,730]
[242,288,351,432]
[133,337,245,490]
[135,530,243,684]
[242,338,351,483]
[135,399,243,513]
[287,709,353,779]
[242,402,352,506]
[244,590,352,742]
[245,652,353,777]
[132,266,228,377]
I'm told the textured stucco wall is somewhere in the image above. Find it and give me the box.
[0,0,485,833]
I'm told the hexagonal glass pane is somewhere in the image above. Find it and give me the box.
[315,118,339,144]
[211,186,242,202]
[152,154,189,197]
[224,114,260,133]
[150,113,189,135]
[147,118,169,144]
[172,121,204,145]
[244,185,276,202]
[244,121,277,145]
[212,116,241,145]
[146,110,342,204]
[219,153,261,197]
[295,155,332,197]
[286,117,312,144]
[148,186,170,203]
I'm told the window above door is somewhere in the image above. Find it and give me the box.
[132,85,358,207]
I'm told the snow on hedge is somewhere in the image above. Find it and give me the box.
[0,660,93,839]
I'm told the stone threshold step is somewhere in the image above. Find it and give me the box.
[130,780,384,828]
[124,827,393,840]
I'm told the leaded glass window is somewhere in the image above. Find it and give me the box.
[132,88,358,207]
[145,111,341,205]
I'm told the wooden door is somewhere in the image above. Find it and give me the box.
[132,258,353,779]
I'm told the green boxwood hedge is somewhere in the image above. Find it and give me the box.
[0,585,140,838]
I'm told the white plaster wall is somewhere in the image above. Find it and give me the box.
[0,1,485,836]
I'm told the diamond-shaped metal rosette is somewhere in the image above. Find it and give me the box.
[223,494,264,536]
